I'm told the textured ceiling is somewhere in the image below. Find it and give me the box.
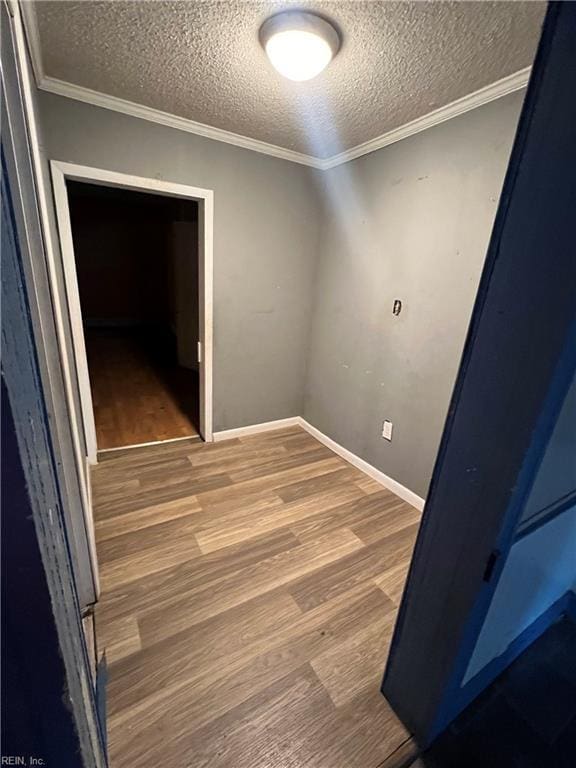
[33,1,546,159]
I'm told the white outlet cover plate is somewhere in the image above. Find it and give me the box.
[382,420,393,441]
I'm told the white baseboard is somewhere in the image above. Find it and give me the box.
[97,434,201,454]
[298,419,426,511]
[213,417,302,442]
[213,416,426,510]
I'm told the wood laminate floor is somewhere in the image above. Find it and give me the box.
[92,426,422,768]
[86,328,200,450]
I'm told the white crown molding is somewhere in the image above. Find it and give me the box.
[322,67,531,169]
[19,1,323,169]
[40,77,326,169]
[21,2,530,171]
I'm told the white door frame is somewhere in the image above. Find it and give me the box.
[50,161,214,462]
[6,5,98,604]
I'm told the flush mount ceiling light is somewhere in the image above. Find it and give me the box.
[260,11,340,82]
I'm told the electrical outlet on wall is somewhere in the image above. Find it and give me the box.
[382,420,393,441]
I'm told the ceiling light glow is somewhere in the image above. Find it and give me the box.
[260,12,340,82]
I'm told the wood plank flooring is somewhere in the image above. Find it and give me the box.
[86,328,200,450]
[92,426,421,768]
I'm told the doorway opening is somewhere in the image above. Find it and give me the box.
[67,182,200,451]
[50,162,214,464]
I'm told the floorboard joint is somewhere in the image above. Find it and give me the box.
[92,425,420,768]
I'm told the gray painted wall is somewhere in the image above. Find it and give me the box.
[38,91,320,432]
[39,89,523,498]
[304,91,525,498]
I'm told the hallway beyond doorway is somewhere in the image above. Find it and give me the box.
[87,328,200,450]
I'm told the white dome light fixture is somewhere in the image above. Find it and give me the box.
[260,11,340,82]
